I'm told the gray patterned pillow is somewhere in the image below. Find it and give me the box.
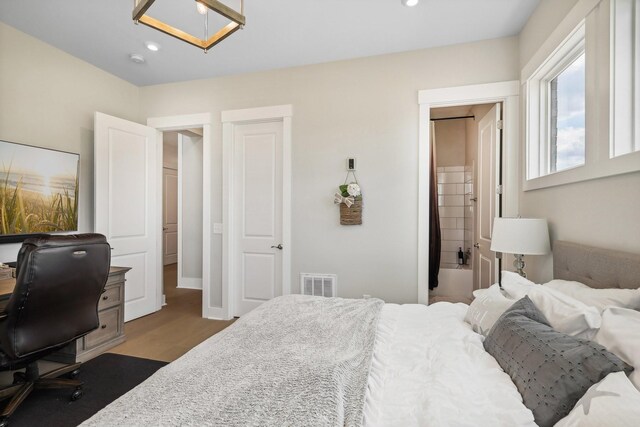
[484,296,633,427]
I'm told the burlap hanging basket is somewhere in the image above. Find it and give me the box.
[340,198,363,225]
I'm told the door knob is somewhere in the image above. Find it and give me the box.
[163,227,168,231]
[473,243,480,249]
[271,244,283,250]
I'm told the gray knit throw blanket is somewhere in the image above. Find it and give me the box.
[82,295,384,427]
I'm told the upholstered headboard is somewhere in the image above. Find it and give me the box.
[553,241,640,289]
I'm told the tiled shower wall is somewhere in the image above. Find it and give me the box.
[437,165,473,269]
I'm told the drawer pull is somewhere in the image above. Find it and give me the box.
[101,324,107,329]
[102,295,109,300]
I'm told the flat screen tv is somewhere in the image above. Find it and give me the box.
[0,140,80,243]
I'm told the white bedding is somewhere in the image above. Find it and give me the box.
[363,302,536,427]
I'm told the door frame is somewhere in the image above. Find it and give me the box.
[221,105,293,320]
[147,113,212,318]
[417,81,520,304]
[177,133,204,290]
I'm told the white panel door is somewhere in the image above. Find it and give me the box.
[233,121,283,317]
[95,112,160,322]
[474,103,501,290]
[163,167,178,265]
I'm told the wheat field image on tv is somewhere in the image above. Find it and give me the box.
[0,141,79,235]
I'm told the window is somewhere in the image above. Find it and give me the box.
[526,22,586,180]
[550,52,586,172]
[610,0,640,158]
[523,1,640,191]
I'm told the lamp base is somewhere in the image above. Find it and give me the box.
[513,254,526,278]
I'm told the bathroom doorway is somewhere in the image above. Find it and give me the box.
[428,102,502,303]
[417,81,519,305]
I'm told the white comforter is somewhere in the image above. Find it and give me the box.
[363,302,537,427]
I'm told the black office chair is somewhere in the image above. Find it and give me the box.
[0,234,111,426]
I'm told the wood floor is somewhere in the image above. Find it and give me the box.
[109,264,234,362]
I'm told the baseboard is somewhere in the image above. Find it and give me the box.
[177,278,202,290]
[205,306,227,320]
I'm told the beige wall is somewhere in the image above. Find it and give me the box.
[0,23,140,261]
[140,36,520,306]
[519,0,580,69]
[2,0,635,305]
[434,120,466,167]
[4,0,636,305]
[0,20,519,305]
[518,0,640,283]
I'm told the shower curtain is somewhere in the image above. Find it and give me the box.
[429,121,441,290]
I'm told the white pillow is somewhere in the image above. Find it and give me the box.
[555,372,640,427]
[544,279,640,312]
[500,271,537,299]
[464,284,515,336]
[527,286,602,339]
[595,307,640,391]
[500,271,601,338]
[471,288,485,299]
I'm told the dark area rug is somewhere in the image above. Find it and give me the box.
[8,353,167,427]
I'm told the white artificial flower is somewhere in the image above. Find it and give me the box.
[347,183,361,197]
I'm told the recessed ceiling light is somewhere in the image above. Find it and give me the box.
[129,53,145,64]
[145,42,160,52]
[402,0,419,6]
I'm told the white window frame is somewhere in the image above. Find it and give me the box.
[610,0,640,158]
[525,22,586,180]
[522,0,640,191]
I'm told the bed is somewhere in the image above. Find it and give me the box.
[82,241,640,426]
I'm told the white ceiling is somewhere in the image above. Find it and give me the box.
[0,0,539,87]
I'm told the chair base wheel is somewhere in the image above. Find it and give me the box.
[67,369,80,379]
[11,372,25,385]
[70,388,83,401]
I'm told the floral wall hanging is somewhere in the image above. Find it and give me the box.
[333,171,362,225]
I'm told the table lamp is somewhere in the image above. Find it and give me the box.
[490,218,550,278]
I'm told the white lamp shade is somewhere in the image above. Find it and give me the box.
[490,218,550,255]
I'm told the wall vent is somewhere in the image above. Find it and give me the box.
[300,273,337,297]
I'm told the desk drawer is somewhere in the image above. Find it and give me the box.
[105,272,126,287]
[84,306,121,349]
[98,284,122,310]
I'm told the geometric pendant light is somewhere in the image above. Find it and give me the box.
[133,0,245,52]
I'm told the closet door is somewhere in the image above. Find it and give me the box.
[232,121,283,317]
